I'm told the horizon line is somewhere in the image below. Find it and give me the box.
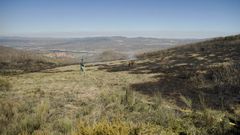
[0,31,239,39]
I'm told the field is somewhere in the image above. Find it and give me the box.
[0,35,240,135]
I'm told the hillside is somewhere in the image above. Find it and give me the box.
[0,46,77,74]
[96,34,240,133]
[0,35,239,135]
[102,35,240,109]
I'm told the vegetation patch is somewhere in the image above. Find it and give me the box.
[0,78,11,91]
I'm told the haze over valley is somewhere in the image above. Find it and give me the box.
[0,36,201,62]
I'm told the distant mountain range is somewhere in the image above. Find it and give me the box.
[0,36,202,52]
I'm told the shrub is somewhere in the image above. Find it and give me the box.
[0,78,11,91]
[180,95,192,109]
[121,88,135,107]
[73,118,168,135]
[191,109,232,135]
[53,118,72,134]
[211,62,240,88]
[152,91,163,109]
[0,101,18,134]
[19,101,50,135]
[74,119,132,135]
[20,115,42,134]
[34,101,50,125]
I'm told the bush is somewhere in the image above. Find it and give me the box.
[191,109,232,135]
[0,100,52,135]
[211,62,240,87]
[75,119,131,135]
[0,100,21,135]
[53,118,72,134]
[0,78,11,91]
[73,119,167,135]
[180,95,192,109]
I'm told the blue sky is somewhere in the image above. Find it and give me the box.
[0,0,240,38]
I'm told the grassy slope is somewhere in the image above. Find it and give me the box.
[133,34,240,109]
[96,35,240,110]
[0,35,240,134]
[1,63,165,134]
[0,46,77,74]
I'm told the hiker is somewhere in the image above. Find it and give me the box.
[80,58,85,74]
[128,53,136,68]
[128,60,135,67]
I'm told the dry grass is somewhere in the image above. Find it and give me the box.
[1,64,163,134]
[0,46,77,75]
[1,35,240,134]
[1,63,239,134]
[0,77,11,91]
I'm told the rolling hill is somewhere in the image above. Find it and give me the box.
[103,34,240,110]
[0,46,77,74]
[0,35,239,135]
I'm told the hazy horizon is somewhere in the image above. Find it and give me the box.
[1,31,239,39]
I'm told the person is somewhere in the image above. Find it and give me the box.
[80,58,85,74]
[128,60,135,67]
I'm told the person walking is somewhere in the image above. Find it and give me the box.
[80,58,85,74]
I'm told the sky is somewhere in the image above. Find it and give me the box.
[0,0,240,38]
